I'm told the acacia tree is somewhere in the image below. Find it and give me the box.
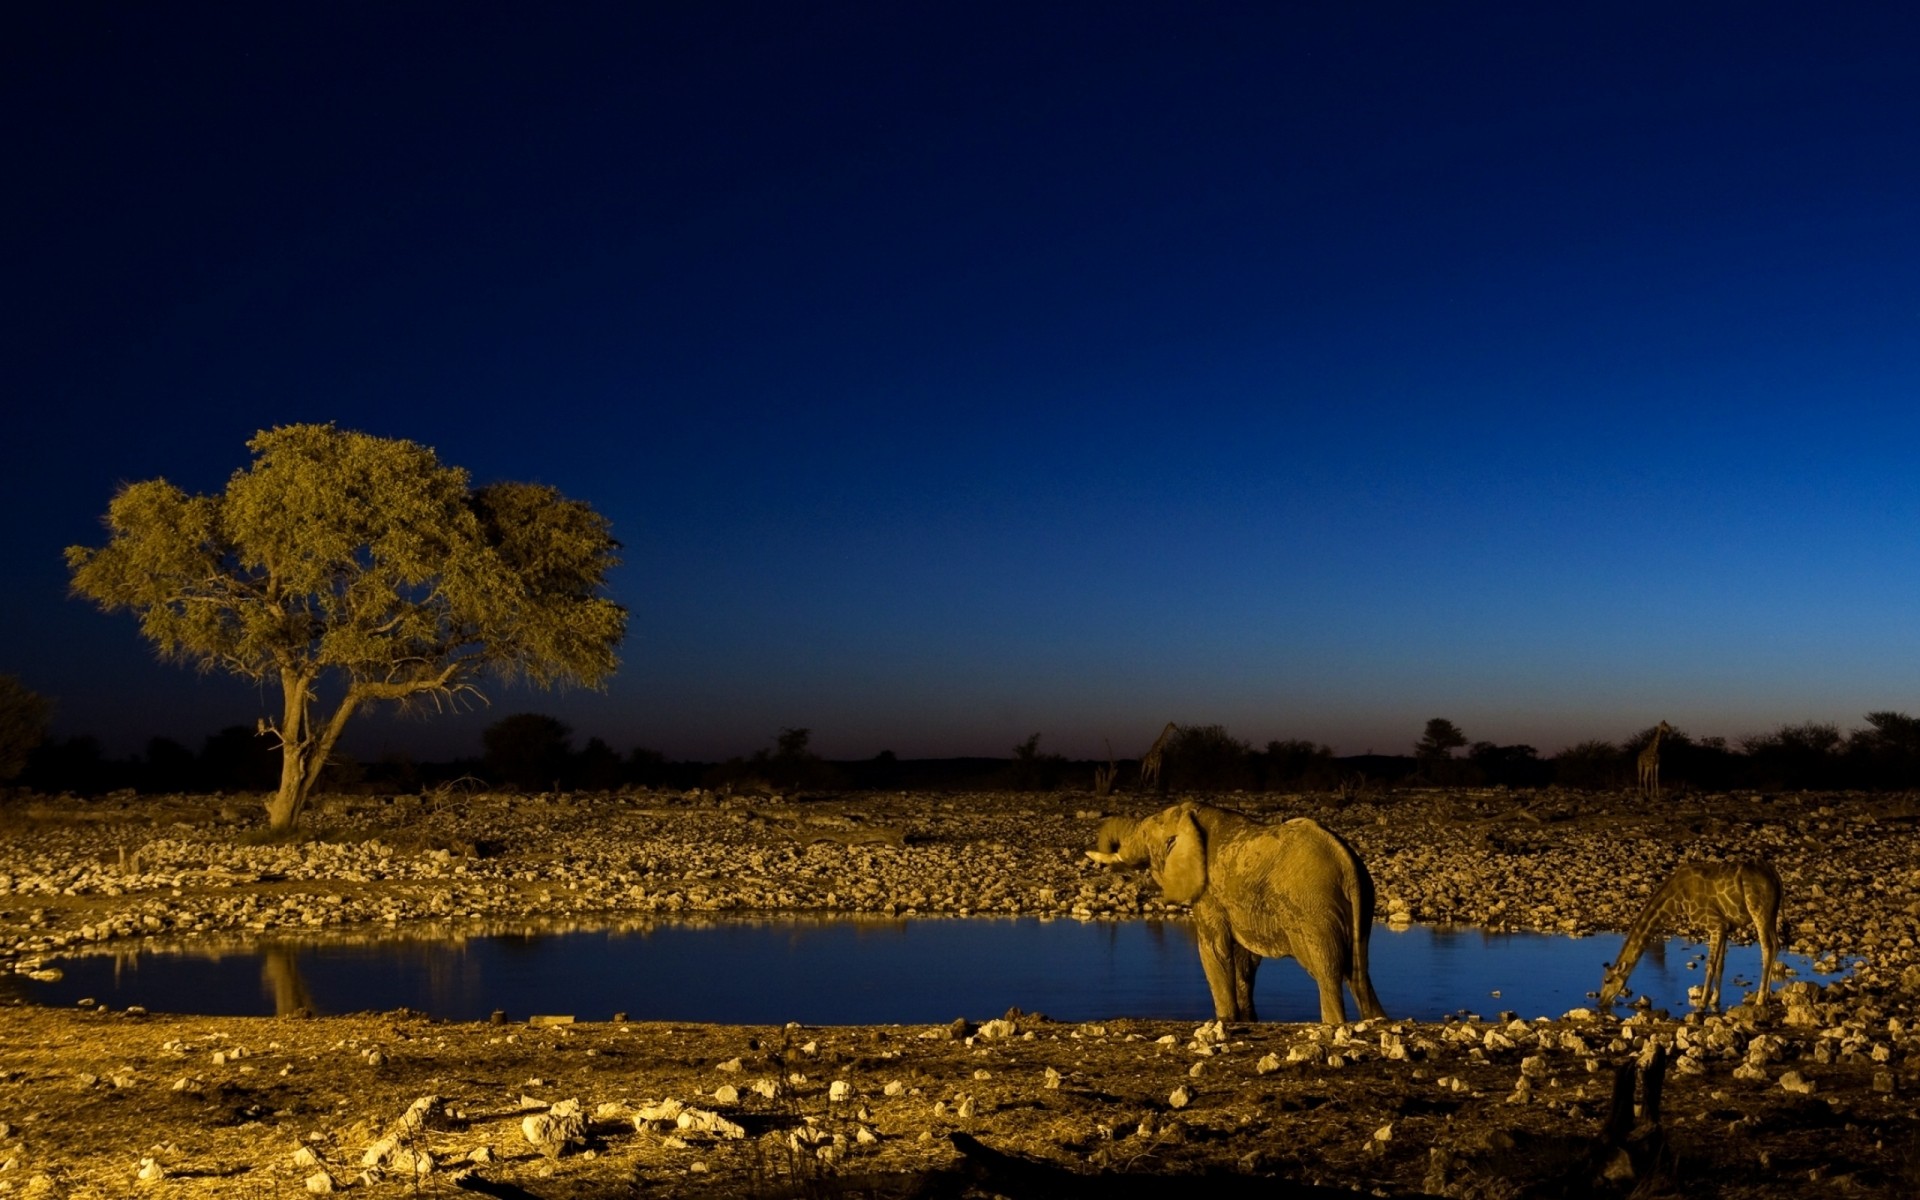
[1415,718,1467,761]
[66,424,627,833]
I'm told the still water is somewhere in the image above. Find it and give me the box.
[12,917,1844,1024]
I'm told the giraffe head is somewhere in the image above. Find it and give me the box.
[1597,963,1630,1007]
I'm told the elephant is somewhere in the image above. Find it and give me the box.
[1086,801,1386,1024]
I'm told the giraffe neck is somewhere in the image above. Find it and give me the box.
[1611,881,1676,976]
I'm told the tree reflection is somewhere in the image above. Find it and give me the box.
[261,944,314,1015]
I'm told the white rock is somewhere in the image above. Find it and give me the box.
[676,1108,747,1139]
[304,1170,336,1193]
[1169,1085,1193,1109]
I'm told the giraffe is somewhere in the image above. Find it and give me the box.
[1637,720,1673,799]
[1597,859,1782,1012]
[1138,722,1179,791]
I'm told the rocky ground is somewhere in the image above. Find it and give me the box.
[1,785,1918,1198]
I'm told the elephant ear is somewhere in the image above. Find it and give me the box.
[1158,811,1207,904]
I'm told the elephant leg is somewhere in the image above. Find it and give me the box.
[1192,910,1249,1021]
[1297,944,1351,1025]
[1229,940,1261,1023]
[1313,971,1349,1026]
[1348,963,1387,1022]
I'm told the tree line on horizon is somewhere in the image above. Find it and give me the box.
[22,425,1920,832]
[7,682,1920,799]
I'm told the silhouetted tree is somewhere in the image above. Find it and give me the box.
[483,713,574,792]
[1848,711,1920,789]
[724,726,840,792]
[1261,739,1338,790]
[570,735,624,791]
[1468,741,1549,788]
[199,725,282,792]
[142,736,197,793]
[66,424,625,832]
[1007,732,1068,792]
[1412,718,1470,784]
[1162,724,1255,791]
[22,735,116,795]
[1740,721,1843,790]
[0,674,51,783]
[1415,718,1468,761]
[1551,740,1625,790]
[625,746,668,788]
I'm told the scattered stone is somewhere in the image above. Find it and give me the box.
[523,1098,587,1158]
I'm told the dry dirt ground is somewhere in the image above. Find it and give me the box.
[2,786,1919,1199]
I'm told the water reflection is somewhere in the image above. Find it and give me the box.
[17,917,1847,1025]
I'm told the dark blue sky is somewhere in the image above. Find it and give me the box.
[7,4,1920,763]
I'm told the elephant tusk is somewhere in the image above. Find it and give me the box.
[1085,851,1122,865]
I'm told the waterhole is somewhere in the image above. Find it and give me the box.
[11,918,1844,1023]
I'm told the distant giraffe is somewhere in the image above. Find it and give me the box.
[1597,859,1782,1012]
[1637,720,1673,799]
[1138,722,1179,791]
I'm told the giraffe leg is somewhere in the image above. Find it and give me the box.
[1751,899,1779,1007]
[1703,929,1728,1011]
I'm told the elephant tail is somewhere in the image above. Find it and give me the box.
[1340,834,1387,1022]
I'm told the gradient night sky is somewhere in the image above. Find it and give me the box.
[7,4,1920,764]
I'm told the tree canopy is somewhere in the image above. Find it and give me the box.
[66,424,627,830]
[1415,718,1468,760]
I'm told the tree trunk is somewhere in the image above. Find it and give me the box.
[264,670,316,835]
[265,741,314,834]
[263,678,364,835]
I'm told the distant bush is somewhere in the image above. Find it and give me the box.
[1550,740,1624,790]
[0,675,51,783]
[1005,733,1068,792]
[1162,724,1256,791]
[1261,739,1339,790]
[483,713,575,792]
[1468,741,1551,788]
[1739,721,1843,791]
